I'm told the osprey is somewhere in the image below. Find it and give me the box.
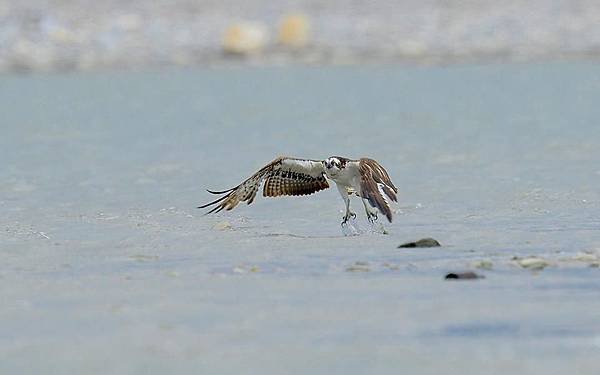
[199,156,398,225]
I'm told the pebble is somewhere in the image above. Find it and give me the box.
[213,221,232,230]
[233,265,261,274]
[345,262,371,272]
[129,254,159,262]
[398,238,441,248]
[514,256,550,271]
[570,252,599,262]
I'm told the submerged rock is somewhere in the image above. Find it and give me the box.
[514,256,550,271]
[346,261,370,272]
[445,271,484,280]
[233,265,261,274]
[556,251,600,268]
[129,254,159,262]
[213,221,232,230]
[398,238,441,248]
[570,252,599,263]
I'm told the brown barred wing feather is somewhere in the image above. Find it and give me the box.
[199,157,329,214]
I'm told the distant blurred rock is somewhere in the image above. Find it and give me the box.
[445,271,484,280]
[398,238,441,248]
[278,14,310,48]
[397,40,427,57]
[222,22,268,55]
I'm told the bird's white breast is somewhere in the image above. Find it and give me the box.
[325,161,361,190]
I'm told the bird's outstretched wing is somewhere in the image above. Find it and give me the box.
[199,156,329,214]
[359,158,398,222]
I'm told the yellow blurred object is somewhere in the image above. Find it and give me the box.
[222,22,268,55]
[278,14,310,48]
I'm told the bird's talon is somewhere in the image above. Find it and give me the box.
[367,212,378,224]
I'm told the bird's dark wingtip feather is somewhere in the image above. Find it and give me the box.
[197,194,230,209]
[207,188,234,194]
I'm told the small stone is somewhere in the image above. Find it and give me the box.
[445,271,484,280]
[233,265,260,273]
[129,254,159,262]
[571,253,598,262]
[278,14,310,48]
[346,262,370,272]
[589,262,600,268]
[223,22,268,55]
[398,238,441,248]
[516,257,550,271]
[213,221,232,230]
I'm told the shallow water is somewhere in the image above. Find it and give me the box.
[1,63,600,373]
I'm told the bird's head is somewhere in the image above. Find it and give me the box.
[323,157,343,172]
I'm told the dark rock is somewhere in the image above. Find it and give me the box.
[445,271,484,280]
[398,238,441,248]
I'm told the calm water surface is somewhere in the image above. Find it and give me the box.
[1,63,600,374]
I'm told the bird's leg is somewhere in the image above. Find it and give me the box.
[341,196,356,226]
[338,185,355,226]
[362,198,378,223]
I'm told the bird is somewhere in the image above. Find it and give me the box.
[198,156,398,226]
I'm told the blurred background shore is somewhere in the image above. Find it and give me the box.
[2,0,600,73]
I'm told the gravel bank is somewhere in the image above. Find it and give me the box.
[1,0,600,72]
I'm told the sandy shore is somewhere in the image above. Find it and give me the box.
[2,0,600,72]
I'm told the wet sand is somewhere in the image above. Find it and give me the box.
[1,63,600,373]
